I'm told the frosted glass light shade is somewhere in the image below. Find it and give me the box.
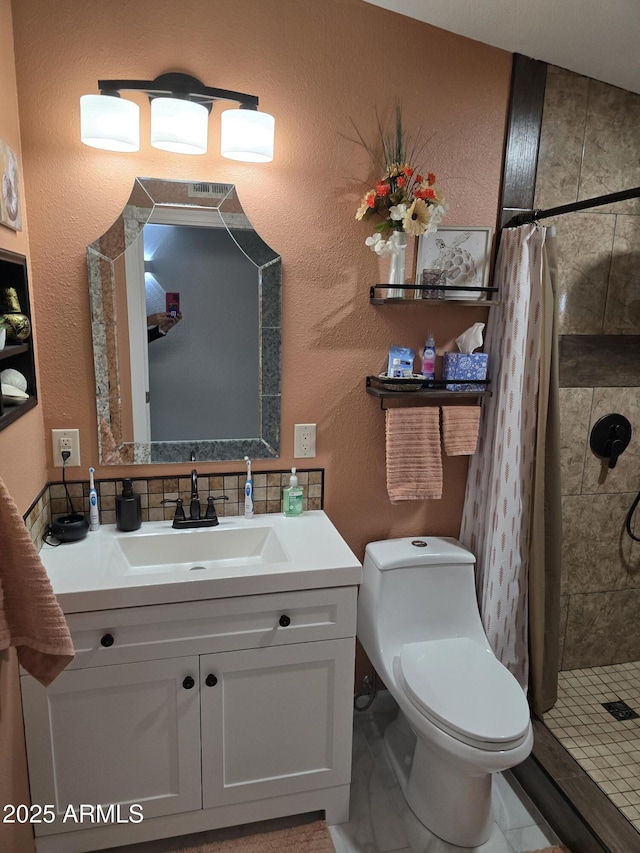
[150,98,208,154]
[80,94,140,152]
[220,109,275,162]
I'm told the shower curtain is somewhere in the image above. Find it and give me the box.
[459,224,561,714]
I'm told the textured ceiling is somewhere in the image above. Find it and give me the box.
[363,0,640,95]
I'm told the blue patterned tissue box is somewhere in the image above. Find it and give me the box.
[443,352,488,391]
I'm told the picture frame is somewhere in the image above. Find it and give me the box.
[415,226,494,300]
[0,139,22,232]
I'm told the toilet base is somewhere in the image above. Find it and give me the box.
[384,713,493,848]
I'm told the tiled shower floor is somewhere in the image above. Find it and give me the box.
[544,661,640,833]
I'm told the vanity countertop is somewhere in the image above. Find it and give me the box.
[40,511,362,613]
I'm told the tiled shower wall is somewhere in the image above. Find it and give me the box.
[24,469,324,550]
[536,66,640,669]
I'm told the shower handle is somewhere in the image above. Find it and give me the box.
[590,413,632,469]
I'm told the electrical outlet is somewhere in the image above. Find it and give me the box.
[294,423,316,458]
[52,428,81,467]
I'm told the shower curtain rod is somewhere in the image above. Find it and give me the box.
[504,185,640,227]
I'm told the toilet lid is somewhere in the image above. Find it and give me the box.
[399,638,530,748]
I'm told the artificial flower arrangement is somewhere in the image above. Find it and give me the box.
[354,107,447,257]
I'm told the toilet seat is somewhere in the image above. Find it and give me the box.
[397,638,530,752]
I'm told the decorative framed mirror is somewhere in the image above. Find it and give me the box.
[87,178,281,464]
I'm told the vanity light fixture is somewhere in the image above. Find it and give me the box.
[80,72,275,161]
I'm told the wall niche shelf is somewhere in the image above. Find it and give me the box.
[366,376,491,409]
[0,248,38,431]
[369,284,498,305]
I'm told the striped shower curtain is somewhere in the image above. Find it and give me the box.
[459,223,559,706]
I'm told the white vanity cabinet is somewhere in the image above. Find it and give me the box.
[20,585,357,853]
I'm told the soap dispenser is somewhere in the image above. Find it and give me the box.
[282,467,303,517]
[116,479,142,531]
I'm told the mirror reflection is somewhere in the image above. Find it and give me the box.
[87,179,281,464]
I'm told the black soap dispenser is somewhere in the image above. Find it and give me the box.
[116,479,142,532]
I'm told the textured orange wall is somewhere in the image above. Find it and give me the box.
[0,6,39,851]
[0,0,46,513]
[11,0,511,559]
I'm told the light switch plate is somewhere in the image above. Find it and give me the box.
[294,423,316,458]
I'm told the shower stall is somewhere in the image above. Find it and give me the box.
[498,57,640,850]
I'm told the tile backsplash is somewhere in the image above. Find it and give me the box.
[24,469,324,549]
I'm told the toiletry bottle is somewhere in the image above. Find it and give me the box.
[88,467,100,531]
[421,332,436,380]
[283,467,303,517]
[116,479,142,531]
[243,455,254,519]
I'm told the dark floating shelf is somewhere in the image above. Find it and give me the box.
[0,343,29,362]
[366,375,491,408]
[0,396,37,427]
[369,284,498,306]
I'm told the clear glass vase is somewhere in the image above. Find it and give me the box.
[386,231,407,298]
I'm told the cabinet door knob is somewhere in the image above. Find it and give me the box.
[205,674,218,687]
[182,676,195,690]
[100,633,114,647]
[278,614,291,628]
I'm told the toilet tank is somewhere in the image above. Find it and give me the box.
[359,537,487,653]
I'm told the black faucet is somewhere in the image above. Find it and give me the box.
[161,468,228,529]
[190,469,200,520]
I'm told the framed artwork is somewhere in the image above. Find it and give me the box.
[0,140,22,232]
[415,226,493,300]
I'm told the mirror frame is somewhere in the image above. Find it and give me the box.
[87,178,281,464]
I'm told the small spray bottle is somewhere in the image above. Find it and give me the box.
[88,467,100,531]
[243,456,254,518]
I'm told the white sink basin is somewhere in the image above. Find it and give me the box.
[39,512,362,612]
[116,525,289,573]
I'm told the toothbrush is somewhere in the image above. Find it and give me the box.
[88,467,100,531]
[244,456,254,518]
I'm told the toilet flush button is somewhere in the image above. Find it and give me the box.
[411,540,428,547]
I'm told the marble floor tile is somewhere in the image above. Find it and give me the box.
[329,723,411,853]
[97,706,561,853]
[503,823,562,851]
[333,704,561,853]
[492,772,550,832]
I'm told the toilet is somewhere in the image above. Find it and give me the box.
[357,536,533,848]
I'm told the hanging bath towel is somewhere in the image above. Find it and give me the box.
[0,476,74,685]
[385,408,443,502]
[441,405,481,455]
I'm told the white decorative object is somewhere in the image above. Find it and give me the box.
[387,230,407,298]
[1,383,28,404]
[1,367,27,391]
[0,327,5,351]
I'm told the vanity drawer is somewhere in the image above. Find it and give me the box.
[59,586,357,670]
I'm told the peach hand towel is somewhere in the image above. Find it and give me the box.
[441,405,481,456]
[385,408,443,502]
[0,476,74,686]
